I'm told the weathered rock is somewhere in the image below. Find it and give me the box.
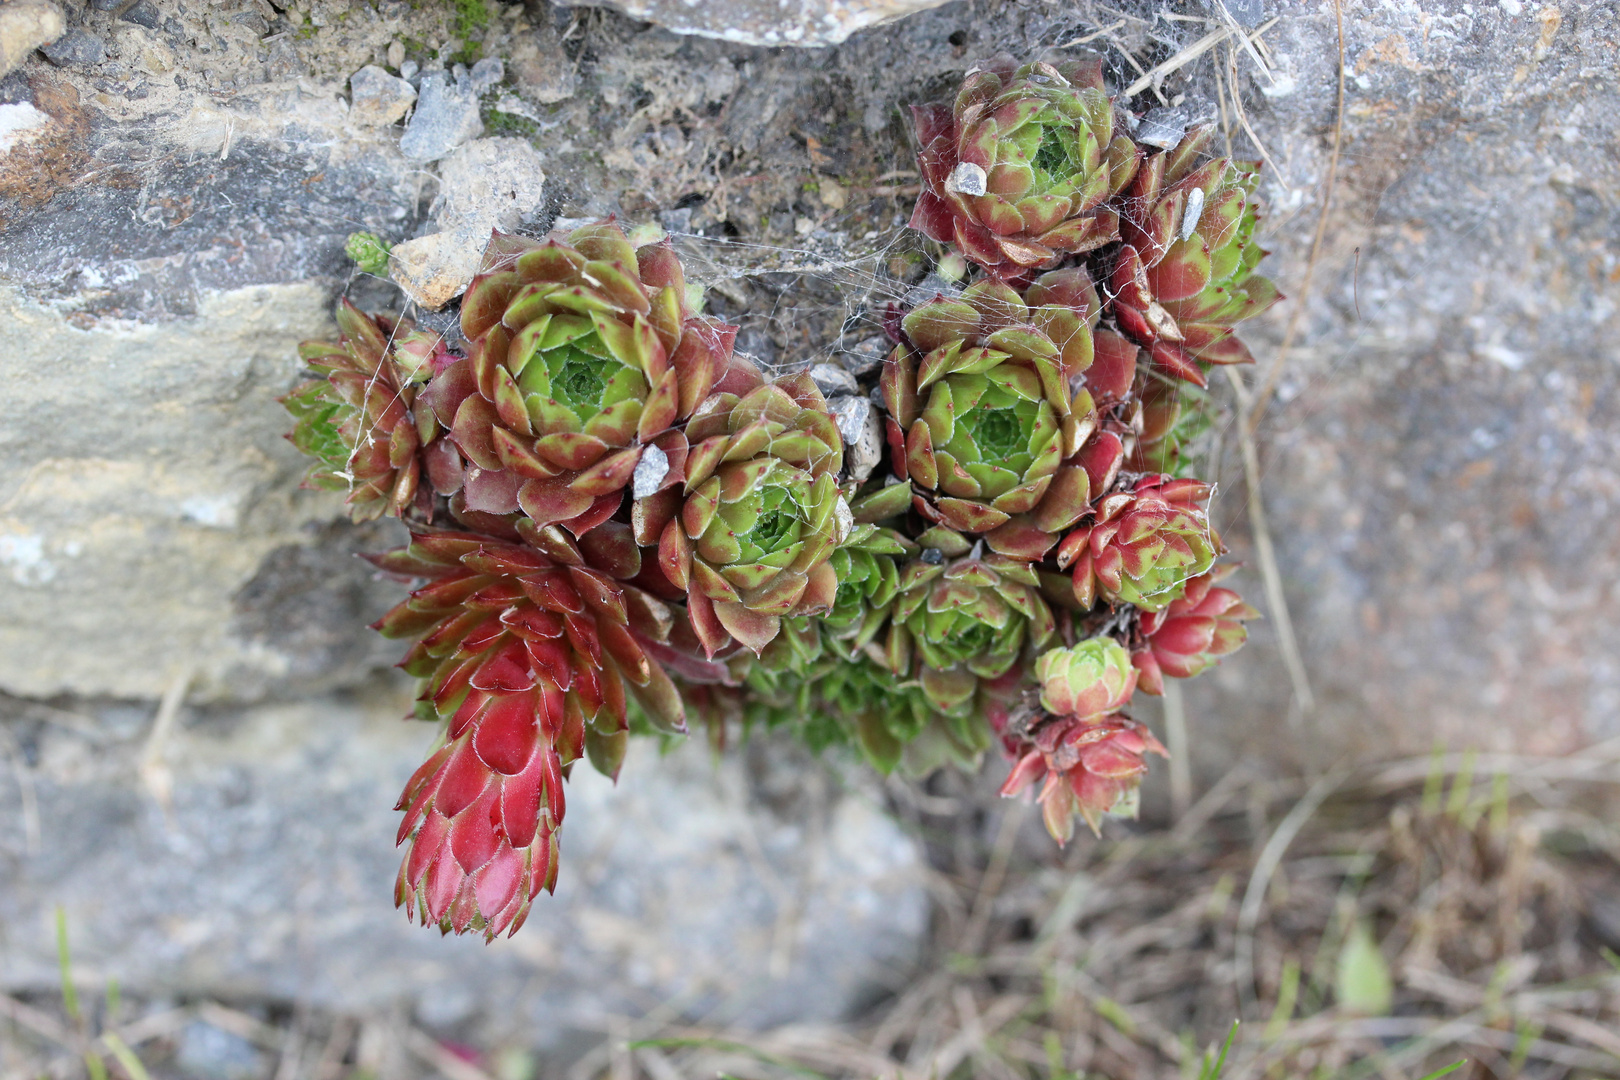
[576,0,952,46]
[433,136,547,234]
[348,64,416,127]
[119,0,160,30]
[387,229,484,310]
[468,55,503,94]
[0,693,929,1045]
[0,0,64,78]
[397,70,482,162]
[0,284,357,701]
[508,21,577,103]
[37,27,103,67]
[389,136,546,308]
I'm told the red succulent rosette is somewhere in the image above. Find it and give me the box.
[371,528,684,939]
[1001,713,1167,842]
[1131,565,1259,694]
[1107,127,1281,387]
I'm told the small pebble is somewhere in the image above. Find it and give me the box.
[811,363,858,398]
[40,26,103,66]
[120,0,162,29]
[469,56,503,93]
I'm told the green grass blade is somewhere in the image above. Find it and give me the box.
[55,907,81,1023]
[1198,1021,1239,1080]
[1415,1061,1466,1080]
[102,1034,151,1080]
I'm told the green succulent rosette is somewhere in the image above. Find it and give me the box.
[820,523,914,647]
[438,221,737,535]
[1034,637,1138,720]
[741,619,989,775]
[884,530,1056,713]
[285,300,440,521]
[881,273,1099,541]
[646,370,845,656]
[910,56,1140,279]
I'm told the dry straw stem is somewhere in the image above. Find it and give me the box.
[1248,0,1348,433]
[1123,17,1278,99]
[1224,368,1317,721]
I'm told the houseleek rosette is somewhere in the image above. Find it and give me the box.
[438,222,737,535]
[910,56,1139,279]
[881,273,1098,542]
[1109,127,1281,386]
[648,371,846,656]
[372,530,684,940]
[1132,566,1259,694]
[284,300,445,521]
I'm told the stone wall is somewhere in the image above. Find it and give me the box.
[1,0,1615,1047]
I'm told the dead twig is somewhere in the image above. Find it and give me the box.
[1225,368,1316,723]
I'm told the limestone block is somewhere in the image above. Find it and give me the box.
[0,285,354,701]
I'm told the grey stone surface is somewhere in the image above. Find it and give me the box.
[0,693,929,1044]
[576,0,953,46]
[397,70,482,163]
[348,64,416,127]
[508,21,576,103]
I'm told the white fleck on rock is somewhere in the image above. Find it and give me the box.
[633,443,670,498]
[0,102,51,155]
[1260,72,1298,99]
[0,532,55,586]
[348,65,417,128]
[811,363,858,397]
[831,394,870,445]
[945,161,987,197]
[839,399,883,485]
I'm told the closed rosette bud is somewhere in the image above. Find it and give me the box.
[886,531,1056,714]
[1056,473,1219,611]
[1034,637,1137,720]
[1001,713,1167,842]
[441,222,738,537]
[284,301,443,521]
[821,524,915,648]
[1109,127,1281,387]
[1133,566,1259,694]
[882,273,1099,538]
[646,371,846,656]
[909,56,1140,279]
[370,530,685,939]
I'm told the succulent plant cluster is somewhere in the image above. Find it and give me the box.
[286,55,1274,939]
